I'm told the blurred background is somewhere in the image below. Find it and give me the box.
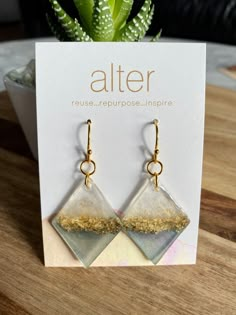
[0,0,236,44]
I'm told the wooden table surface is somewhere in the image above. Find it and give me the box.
[0,85,235,315]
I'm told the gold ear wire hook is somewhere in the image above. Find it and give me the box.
[80,119,96,187]
[146,119,163,190]
[87,119,92,162]
[153,119,159,162]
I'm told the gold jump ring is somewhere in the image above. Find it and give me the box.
[146,160,163,177]
[80,160,96,177]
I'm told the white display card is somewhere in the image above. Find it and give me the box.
[36,42,206,267]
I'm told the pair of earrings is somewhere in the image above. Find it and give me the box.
[52,119,190,268]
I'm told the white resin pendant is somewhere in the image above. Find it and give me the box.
[121,178,190,264]
[52,180,120,268]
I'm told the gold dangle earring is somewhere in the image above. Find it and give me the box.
[121,119,190,265]
[52,119,120,268]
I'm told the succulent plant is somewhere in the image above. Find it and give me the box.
[47,0,161,42]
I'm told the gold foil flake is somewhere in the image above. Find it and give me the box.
[58,211,190,234]
[122,212,190,233]
[58,215,121,234]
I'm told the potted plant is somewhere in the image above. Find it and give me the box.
[4,0,160,159]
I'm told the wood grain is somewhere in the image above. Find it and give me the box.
[0,206,235,315]
[0,119,33,158]
[0,91,18,123]
[203,85,236,199]
[0,292,30,315]
[200,189,236,241]
[0,85,235,314]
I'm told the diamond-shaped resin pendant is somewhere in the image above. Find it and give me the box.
[52,179,120,267]
[52,120,120,267]
[121,119,190,264]
[121,178,190,264]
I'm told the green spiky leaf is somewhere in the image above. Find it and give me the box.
[113,0,133,31]
[73,0,94,34]
[117,0,154,41]
[47,0,161,42]
[92,0,114,41]
[150,29,162,42]
[46,13,70,41]
[108,0,115,15]
[49,0,76,39]
[73,18,93,41]
[49,0,92,42]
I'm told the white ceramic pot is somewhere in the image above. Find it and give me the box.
[4,67,38,159]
